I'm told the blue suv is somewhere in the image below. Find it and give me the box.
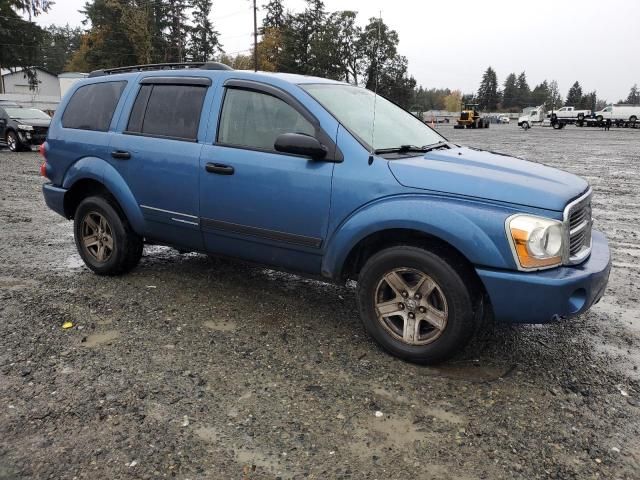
[41,62,611,363]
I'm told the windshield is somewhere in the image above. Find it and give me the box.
[4,107,50,120]
[301,84,444,151]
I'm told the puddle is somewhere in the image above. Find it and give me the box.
[195,426,221,444]
[421,362,512,382]
[82,330,121,347]
[64,253,86,271]
[203,319,236,332]
[0,276,37,291]
[235,447,289,479]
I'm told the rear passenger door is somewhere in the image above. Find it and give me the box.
[110,77,211,250]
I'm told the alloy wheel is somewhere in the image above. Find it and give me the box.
[81,211,114,263]
[374,268,448,346]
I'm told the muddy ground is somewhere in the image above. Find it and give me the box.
[0,124,639,479]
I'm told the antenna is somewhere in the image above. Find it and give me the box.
[368,11,382,165]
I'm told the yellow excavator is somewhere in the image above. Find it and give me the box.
[454,103,490,129]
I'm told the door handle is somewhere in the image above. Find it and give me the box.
[111,150,131,160]
[205,162,234,175]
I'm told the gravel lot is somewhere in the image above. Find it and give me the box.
[1,124,639,479]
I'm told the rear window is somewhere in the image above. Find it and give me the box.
[126,84,207,141]
[62,81,126,131]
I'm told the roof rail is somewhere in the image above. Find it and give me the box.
[88,61,233,78]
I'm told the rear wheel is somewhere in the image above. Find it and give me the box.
[74,196,143,275]
[630,115,637,127]
[356,246,475,364]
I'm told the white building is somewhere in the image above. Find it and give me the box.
[0,68,88,113]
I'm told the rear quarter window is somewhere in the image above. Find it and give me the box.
[62,81,126,131]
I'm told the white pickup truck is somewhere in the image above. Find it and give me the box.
[594,104,640,124]
[549,106,591,120]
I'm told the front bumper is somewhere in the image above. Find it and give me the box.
[476,229,611,323]
[17,130,47,146]
[42,182,68,218]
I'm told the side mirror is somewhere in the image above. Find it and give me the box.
[274,133,328,160]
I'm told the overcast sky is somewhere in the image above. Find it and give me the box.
[32,0,640,101]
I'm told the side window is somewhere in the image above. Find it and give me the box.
[217,88,315,151]
[62,81,126,131]
[126,84,207,141]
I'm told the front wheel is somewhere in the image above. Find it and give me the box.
[74,196,143,275]
[356,246,475,364]
[6,131,21,152]
[521,122,530,130]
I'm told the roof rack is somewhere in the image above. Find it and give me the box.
[88,61,233,78]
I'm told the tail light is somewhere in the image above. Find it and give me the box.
[39,142,48,178]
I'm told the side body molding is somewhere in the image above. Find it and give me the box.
[62,157,145,234]
[321,195,521,279]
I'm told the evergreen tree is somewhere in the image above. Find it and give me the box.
[515,72,530,107]
[501,73,517,109]
[165,0,191,62]
[530,80,550,107]
[261,0,285,30]
[565,81,583,106]
[579,91,597,111]
[39,25,83,74]
[626,84,639,104]
[188,0,221,62]
[476,66,499,111]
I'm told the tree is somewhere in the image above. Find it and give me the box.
[579,90,597,111]
[165,0,191,62]
[188,0,222,62]
[530,80,550,108]
[261,0,285,30]
[443,89,462,112]
[501,73,517,109]
[548,80,563,110]
[626,84,639,105]
[476,66,499,111]
[515,72,530,107]
[329,11,361,84]
[38,25,83,74]
[565,81,583,106]
[0,0,51,90]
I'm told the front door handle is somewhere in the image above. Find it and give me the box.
[111,150,131,160]
[205,162,234,175]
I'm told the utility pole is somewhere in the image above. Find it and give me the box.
[253,0,258,71]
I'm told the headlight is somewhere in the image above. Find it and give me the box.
[17,124,34,131]
[506,214,564,270]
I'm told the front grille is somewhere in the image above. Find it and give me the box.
[564,190,592,264]
[33,126,48,135]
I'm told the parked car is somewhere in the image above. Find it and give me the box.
[0,105,51,151]
[497,115,510,124]
[594,104,640,125]
[40,63,611,364]
[548,106,591,120]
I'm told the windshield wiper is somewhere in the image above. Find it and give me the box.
[374,141,449,155]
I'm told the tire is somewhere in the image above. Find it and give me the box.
[73,195,143,275]
[577,113,584,121]
[552,122,561,130]
[356,246,475,364]
[6,131,21,152]
[596,115,603,122]
[630,115,637,127]
[522,122,530,130]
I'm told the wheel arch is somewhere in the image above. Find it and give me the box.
[61,157,145,233]
[322,195,516,283]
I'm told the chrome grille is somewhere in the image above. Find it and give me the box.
[563,190,592,264]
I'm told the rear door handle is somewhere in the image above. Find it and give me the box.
[205,162,234,175]
[111,150,131,160]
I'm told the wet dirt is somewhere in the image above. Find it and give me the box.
[1,124,639,479]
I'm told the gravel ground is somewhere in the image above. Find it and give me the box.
[1,124,639,479]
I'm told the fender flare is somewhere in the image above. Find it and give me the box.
[62,157,145,233]
[321,195,517,279]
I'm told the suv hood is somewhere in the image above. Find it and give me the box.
[387,146,588,212]
[12,118,50,128]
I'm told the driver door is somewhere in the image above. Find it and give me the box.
[198,82,335,274]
